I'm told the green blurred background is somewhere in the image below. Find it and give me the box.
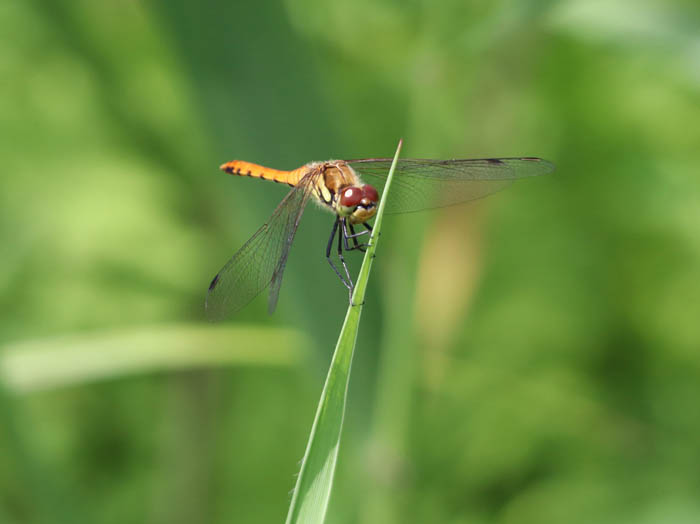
[2,1,700,523]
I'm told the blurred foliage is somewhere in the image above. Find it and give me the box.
[1,0,700,523]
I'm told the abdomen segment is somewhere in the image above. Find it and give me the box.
[220,160,303,187]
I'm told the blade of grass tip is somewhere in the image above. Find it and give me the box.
[285,139,403,524]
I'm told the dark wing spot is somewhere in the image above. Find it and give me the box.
[246,170,252,176]
[486,158,504,165]
[208,274,220,291]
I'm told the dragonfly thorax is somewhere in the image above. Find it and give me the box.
[309,160,379,224]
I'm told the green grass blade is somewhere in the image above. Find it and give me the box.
[0,324,307,393]
[285,139,403,524]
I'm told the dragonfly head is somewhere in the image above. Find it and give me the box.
[338,184,379,223]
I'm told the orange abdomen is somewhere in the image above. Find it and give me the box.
[220,160,304,187]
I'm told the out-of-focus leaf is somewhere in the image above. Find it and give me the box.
[0,324,308,393]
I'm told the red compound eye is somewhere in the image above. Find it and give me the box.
[362,184,378,203]
[340,187,362,207]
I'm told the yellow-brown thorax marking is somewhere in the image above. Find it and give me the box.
[220,159,377,224]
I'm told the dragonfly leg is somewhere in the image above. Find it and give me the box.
[342,220,370,252]
[346,223,369,252]
[341,219,352,251]
[326,217,353,292]
[364,222,379,251]
[337,219,355,300]
[358,222,378,258]
[345,223,370,239]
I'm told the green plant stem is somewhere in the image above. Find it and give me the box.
[284,139,403,524]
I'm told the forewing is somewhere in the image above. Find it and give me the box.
[206,172,319,319]
[347,158,554,214]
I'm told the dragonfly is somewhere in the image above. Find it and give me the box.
[206,155,554,319]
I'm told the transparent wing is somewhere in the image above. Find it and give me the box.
[205,172,319,319]
[347,157,554,214]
